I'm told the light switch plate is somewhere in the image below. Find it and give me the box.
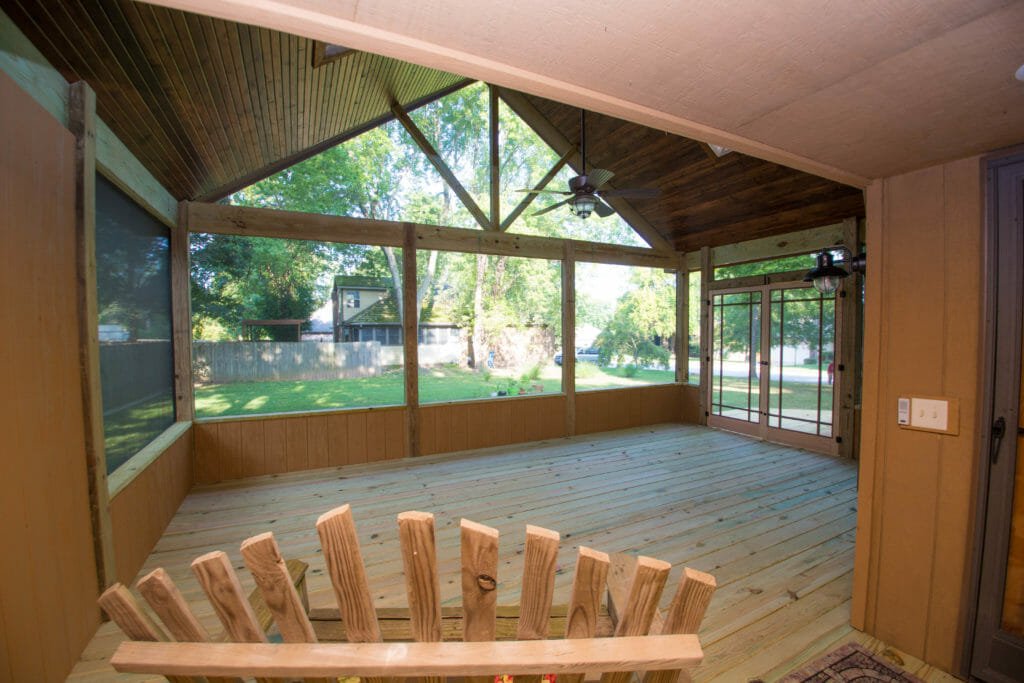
[911,398,948,431]
[898,395,960,435]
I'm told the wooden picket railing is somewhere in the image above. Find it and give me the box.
[100,505,716,682]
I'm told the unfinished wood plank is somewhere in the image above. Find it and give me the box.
[403,225,420,457]
[111,634,704,678]
[136,568,209,642]
[240,532,318,643]
[136,569,243,683]
[98,585,193,683]
[563,243,576,435]
[191,551,267,644]
[172,201,194,421]
[241,532,331,683]
[516,524,560,683]
[70,79,116,593]
[561,546,611,683]
[601,556,671,683]
[460,519,500,641]
[398,511,444,683]
[315,505,382,642]
[643,567,717,683]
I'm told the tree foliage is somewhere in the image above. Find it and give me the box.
[596,270,675,369]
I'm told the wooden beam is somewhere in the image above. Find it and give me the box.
[698,246,712,424]
[172,202,194,421]
[498,89,673,252]
[675,253,687,385]
[70,80,116,592]
[562,243,576,436]
[837,216,861,460]
[110,635,704,679]
[391,100,491,231]
[185,202,680,270]
[489,84,500,230]
[403,226,420,457]
[709,221,845,268]
[500,147,573,231]
[198,78,475,203]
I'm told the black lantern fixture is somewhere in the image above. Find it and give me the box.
[804,248,866,295]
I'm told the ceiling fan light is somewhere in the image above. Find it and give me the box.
[570,194,598,219]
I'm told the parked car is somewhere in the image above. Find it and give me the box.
[554,347,601,366]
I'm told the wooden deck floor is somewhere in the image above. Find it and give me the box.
[69,424,950,682]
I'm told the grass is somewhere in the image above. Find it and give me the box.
[193,364,681,418]
[103,395,175,473]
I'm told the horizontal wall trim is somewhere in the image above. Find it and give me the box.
[185,202,680,269]
[194,402,407,425]
[108,421,192,498]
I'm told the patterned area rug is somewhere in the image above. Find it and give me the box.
[779,642,925,682]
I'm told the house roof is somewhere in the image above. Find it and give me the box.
[345,294,451,326]
[335,276,392,290]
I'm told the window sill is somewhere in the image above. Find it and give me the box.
[108,421,192,498]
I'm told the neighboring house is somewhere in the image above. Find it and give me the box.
[331,275,461,350]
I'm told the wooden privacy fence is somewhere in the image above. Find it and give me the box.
[193,341,382,384]
[100,505,716,682]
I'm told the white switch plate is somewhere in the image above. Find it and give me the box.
[911,398,948,431]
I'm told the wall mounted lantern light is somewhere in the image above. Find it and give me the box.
[804,248,867,295]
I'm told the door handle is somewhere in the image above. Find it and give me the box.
[990,416,1006,465]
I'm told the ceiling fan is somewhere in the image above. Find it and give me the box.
[519,110,659,219]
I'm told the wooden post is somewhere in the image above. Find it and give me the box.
[562,243,576,436]
[675,253,687,385]
[70,80,117,591]
[392,101,491,231]
[699,246,712,424]
[172,202,194,421]
[403,225,420,456]
[488,84,500,230]
[838,216,861,459]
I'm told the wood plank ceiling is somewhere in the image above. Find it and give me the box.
[518,93,864,251]
[2,0,469,201]
[3,0,863,250]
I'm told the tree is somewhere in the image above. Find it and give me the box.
[596,270,675,369]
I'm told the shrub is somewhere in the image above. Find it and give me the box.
[623,364,640,378]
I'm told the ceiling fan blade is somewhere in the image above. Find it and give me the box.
[586,168,615,189]
[593,199,616,218]
[601,187,660,199]
[516,189,572,195]
[532,197,573,216]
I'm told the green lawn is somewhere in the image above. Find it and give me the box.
[194,364,681,418]
[103,395,175,473]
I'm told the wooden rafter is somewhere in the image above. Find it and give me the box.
[499,148,573,232]
[498,89,674,252]
[391,100,492,231]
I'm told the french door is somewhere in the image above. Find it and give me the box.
[707,280,840,455]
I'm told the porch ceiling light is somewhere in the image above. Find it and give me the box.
[804,249,866,295]
[569,193,599,219]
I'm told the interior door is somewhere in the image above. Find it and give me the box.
[971,155,1024,682]
[708,280,839,455]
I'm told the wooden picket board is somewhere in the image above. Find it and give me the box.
[97,584,193,683]
[642,567,717,683]
[398,511,444,683]
[136,569,243,683]
[516,524,560,683]
[561,546,610,683]
[461,518,500,683]
[600,557,671,683]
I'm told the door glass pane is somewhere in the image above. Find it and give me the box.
[767,286,835,437]
[1001,330,1024,635]
[710,291,761,422]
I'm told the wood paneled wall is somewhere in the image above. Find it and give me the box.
[0,68,101,682]
[419,394,567,455]
[576,384,685,435]
[193,385,692,483]
[193,407,408,484]
[109,425,193,584]
[852,155,983,673]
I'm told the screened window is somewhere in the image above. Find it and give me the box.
[417,250,562,403]
[688,270,701,385]
[95,175,175,474]
[190,234,405,417]
[575,263,676,391]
